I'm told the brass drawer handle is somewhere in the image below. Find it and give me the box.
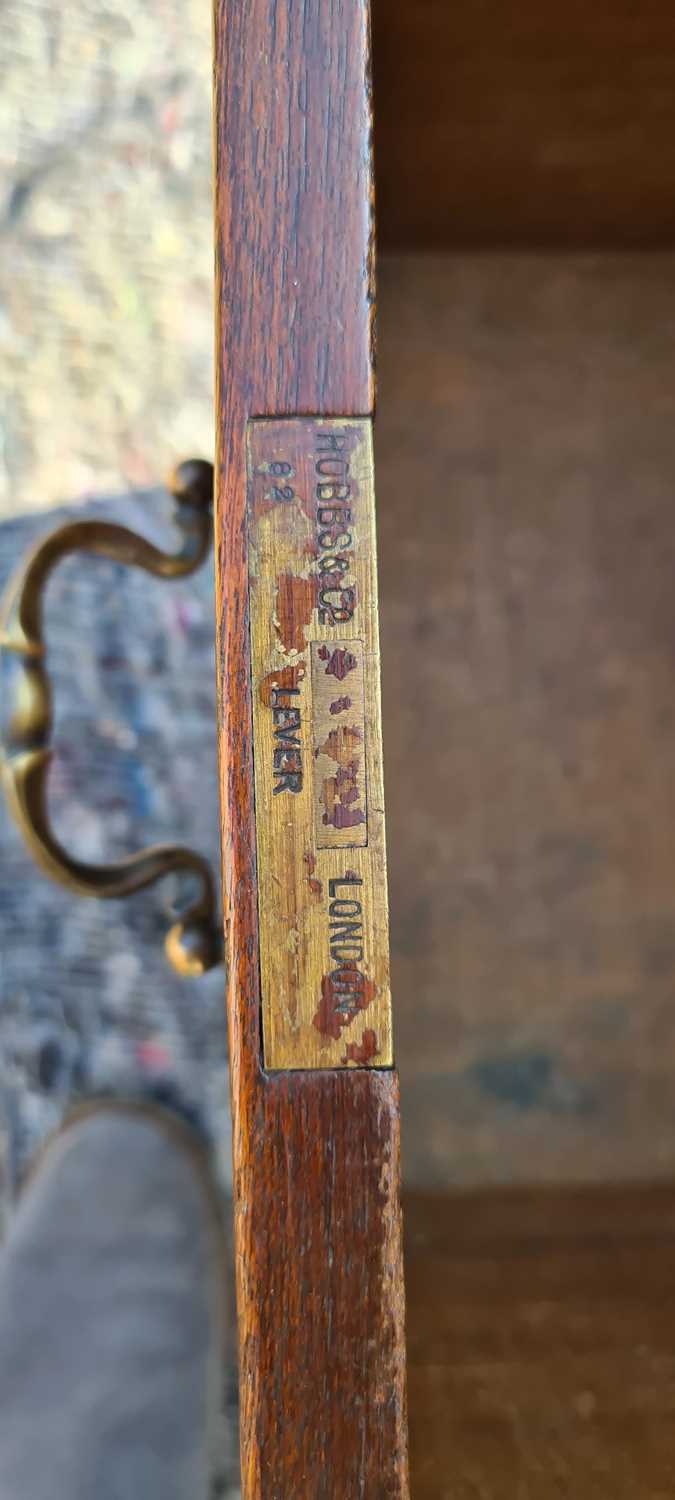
[0,459,221,977]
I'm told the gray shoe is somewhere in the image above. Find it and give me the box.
[0,1101,227,1500]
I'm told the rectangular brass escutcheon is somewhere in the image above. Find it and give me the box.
[247,419,393,1070]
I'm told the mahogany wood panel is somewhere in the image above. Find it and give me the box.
[372,0,675,248]
[376,252,675,1192]
[405,1184,675,1497]
[212,3,408,1495]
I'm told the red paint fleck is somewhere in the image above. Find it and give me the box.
[303,850,322,897]
[316,724,366,830]
[317,644,358,680]
[275,574,317,653]
[321,763,366,830]
[313,965,377,1040]
[342,1029,380,1066]
[316,724,363,766]
[259,662,306,706]
[329,695,352,715]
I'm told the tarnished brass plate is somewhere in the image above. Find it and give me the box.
[247,419,393,1070]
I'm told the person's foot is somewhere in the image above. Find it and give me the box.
[0,1101,227,1500]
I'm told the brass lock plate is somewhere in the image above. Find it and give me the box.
[247,418,393,1070]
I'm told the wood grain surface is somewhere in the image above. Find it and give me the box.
[212,2,408,1494]
[405,1183,675,1497]
[372,0,675,248]
[376,252,675,1191]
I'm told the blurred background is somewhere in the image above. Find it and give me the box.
[1,4,236,1488]
[1,0,223,1160]
[1,0,213,517]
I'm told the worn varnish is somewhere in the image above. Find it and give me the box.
[213,2,407,1495]
[247,418,392,1071]
[373,0,675,249]
[376,253,675,1192]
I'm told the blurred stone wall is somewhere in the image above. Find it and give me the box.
[0,0,214,517]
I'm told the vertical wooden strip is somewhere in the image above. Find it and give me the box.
[213,1,408,1494]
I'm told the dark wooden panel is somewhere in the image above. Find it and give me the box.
[376,252,675,1190]
[214,0,375,418]
[212,3,408,1495]
[373,0,675,247]
[405,1184,675,1497]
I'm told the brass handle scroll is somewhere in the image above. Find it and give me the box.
[0,460,222,977]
